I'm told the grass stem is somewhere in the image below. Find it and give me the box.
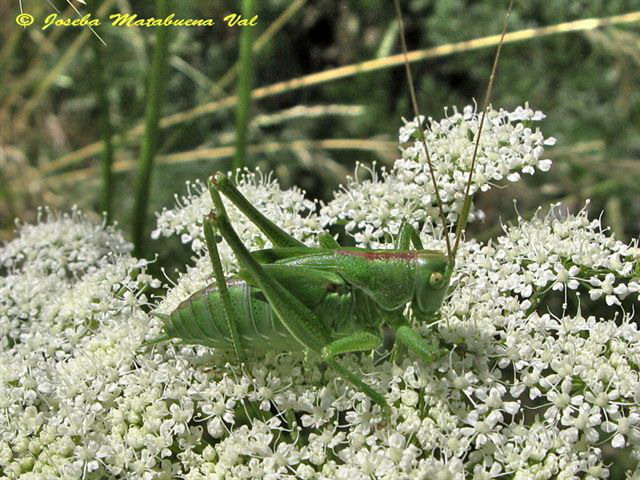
[132,0,171,257]
[92,34,114,224]
[233,0,256,170]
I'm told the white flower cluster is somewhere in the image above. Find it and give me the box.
[2,108,639,479]
[319,104,556,244]
[153,169,322,255]
[1,212,160,478]
[0,208,133,345]
[0,207,131,277]
[429,209,640,479]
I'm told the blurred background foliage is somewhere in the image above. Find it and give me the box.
[1,0,639,266]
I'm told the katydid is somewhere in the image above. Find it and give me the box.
[148,1,514,415]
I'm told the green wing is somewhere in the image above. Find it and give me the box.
[251,247,331,264]
[239,263,346,307]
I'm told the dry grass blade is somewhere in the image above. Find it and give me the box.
[41,10,640,175]
[251,104,365,127]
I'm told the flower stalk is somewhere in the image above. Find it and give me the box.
[232,0,256,170]
[132,0,171,257]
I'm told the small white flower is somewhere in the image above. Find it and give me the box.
[602,411,640,448]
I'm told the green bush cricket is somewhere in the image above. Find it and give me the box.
[148,0,514,416]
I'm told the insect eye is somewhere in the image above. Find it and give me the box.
[429,272,444,289]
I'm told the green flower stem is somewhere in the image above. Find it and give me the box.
[92,35,114,224]
[132,0,171,257]
[232,0,256,170]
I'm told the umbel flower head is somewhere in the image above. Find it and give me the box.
[320,103,556,244]
[2,106,639,479]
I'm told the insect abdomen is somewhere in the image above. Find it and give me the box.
[164,278,307,351]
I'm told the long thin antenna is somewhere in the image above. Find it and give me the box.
[452,0,515,256]
[393,0,452,262]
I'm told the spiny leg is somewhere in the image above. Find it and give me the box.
[209,172,306,248]
[210,188,329,351]
[209,188,390,413]
[321,332,381,358]
[203,215,246,364]
[396,223,424,250]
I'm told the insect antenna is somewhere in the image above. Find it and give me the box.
[393,0,452,261]
[393,0,515,262]
[452,0,515,258]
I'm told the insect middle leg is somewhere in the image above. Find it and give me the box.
[320,332,389,414]
[394,318,444,365]
[209,187,391,414]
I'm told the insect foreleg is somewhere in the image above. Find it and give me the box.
[318,232,341,249]
[209,188,391,414]
[203,214,246,364]
[323,361,390,417]
[209,173,306,248]
[396,223,424,250]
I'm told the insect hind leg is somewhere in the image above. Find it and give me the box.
[209,187,391,415]
[321,332,390,416]
[209,187,331,351]
[209,172,306,248]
